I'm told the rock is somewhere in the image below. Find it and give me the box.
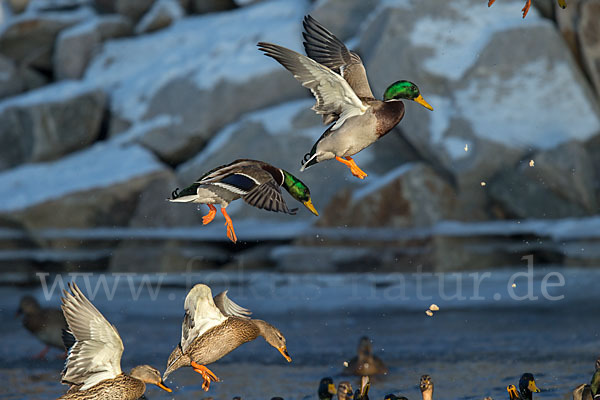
[358,0,600,221]
[177,98,422,222]
[310,0,379,41]
[0,55,23,99]
[93,14,134,40]
[318,163,457,228]
[0,8,93,69]
[54,21,101,80]
[115,0,155,22]
[135,0,183,34]
[85,0,310,163]
[0,81,106,170]
[189,0,237,14]
[0,143,169,247]
[578,0,600,97]
[488,141,596,218]
[27,0,93,12]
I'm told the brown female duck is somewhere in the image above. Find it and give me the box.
[343,336,388,376]
[58,283,171,399]
[163,284,291,391]
[17,295,67,358]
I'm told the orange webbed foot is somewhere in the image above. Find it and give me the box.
[335,156,368,179]
[191,361,220,391]
[220,208,237,243]
[202,204,217,225]
[488,0,496,6]
[522,0,531,17]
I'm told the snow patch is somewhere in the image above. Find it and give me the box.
[0,80,96,111]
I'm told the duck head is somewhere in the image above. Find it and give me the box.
[318,377,337,399]
[518,373,540,399]
[420,374,434,400]
[337,381,353,400]
[130,365,172,393]
[163,343,191,381]
[383,80,433,111]
[281,170,318,216]
[254,319,291,362]
[357,336,373,360]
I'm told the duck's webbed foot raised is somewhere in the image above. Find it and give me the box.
[522,0,531,17]
[191,361,220,391]
[220,208,237,243]
[202,204,217,225]
[488,0,496,6]
[335,156,368,180]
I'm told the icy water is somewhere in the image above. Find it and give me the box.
[1,268,599,400]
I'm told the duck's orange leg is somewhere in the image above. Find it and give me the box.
[33,345,50,359]
[191,361,220,391]
[220,207,237,243]
[335,156,368,179]
[522,0,531,17]
[202,204,217,225]
[488,0,495,6]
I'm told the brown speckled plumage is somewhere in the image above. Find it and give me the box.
[59,374,145,400]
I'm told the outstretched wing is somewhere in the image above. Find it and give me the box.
[258,42,369,131]
[243,180,297,215]
[180,284,227,353]
[213,290,252,319]
[61,282,124,391]
[303,15,375,100]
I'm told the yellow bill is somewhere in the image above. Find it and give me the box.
[557,0,566,8]
[328,383,336,395]
[157,381,172,393]
[529,380,540,393]
[413,94,434,111]
[303,199,319,216]
[278,346,292,362]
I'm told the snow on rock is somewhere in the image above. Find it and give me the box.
[134,0,183,35]
[0,80,106,170]
[0,142,169,241]
[85,0,309,163]
[358,0,600,220]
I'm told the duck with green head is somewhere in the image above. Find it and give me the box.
[169,159,318,243]
[258,15,432,180]
[317,377,337,400]
[488,0,566,18]
[507,374,540,399]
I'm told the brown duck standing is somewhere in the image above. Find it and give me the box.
[58,282,171,399]
[163,284,291,391]
[17,295,68,359]
[343,336,388,376]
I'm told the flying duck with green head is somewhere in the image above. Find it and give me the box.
[258,15,433,180]
[170,159,318,243]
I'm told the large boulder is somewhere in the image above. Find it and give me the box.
[309,0,379,41]
[0,81,106,170]
[114,0,155,22]
[0,55,22,99]
[84,0,310,164]
[134,0,184,34]
[357,0,600,220]
[54,20,101,80]
[0,7,93,69]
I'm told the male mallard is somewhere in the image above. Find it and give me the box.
[318,377,337,400]
[573,357,600,400]
[487,0,566,18]
[58,283,171,399]
[169,159,318,243]
[258,15,433,180]
[337,381,354,400]
[17,295,67,359]
[506,374,540,400]
[420,374,434,400]
[163,284,291,391]
[343,336,388,376]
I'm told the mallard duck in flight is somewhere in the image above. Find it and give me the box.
[169,159,318,243]
[258,15,433,180]
[488,0,566,18]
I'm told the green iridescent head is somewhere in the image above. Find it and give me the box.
[383,80,434,111]
[282,170,318,216]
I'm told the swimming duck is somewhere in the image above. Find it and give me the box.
[420,375,434,400]
[506,374,540,400]
[318,377,337,400]
[343,336,388,376]
[169,159,318,243]
[573,357,600,400]
[17,295,68,359]
[337,381,353,400]
[258,15,433,180]
[163,284,291,391]
[487,0,566,18]
[58,282,171,399]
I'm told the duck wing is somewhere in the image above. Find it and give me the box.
[60,282,124,391]
[303,15,375,101]
[181,284,227,353]
[258,42,369,131]
[213,290,252,319]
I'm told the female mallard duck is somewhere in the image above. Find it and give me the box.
[258,15,433,180]
[317,377,337,400]
[506,374,540,400]
[169,159,318,243]
[343,336,388,376]
[337,381,354,400]
[420,374,434,400]
[17,295,68,359]
[487,0,566,18]
[573,357,600,400]
[163,284,291,391]
[353,376,370,400]
[58,282,171,399]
